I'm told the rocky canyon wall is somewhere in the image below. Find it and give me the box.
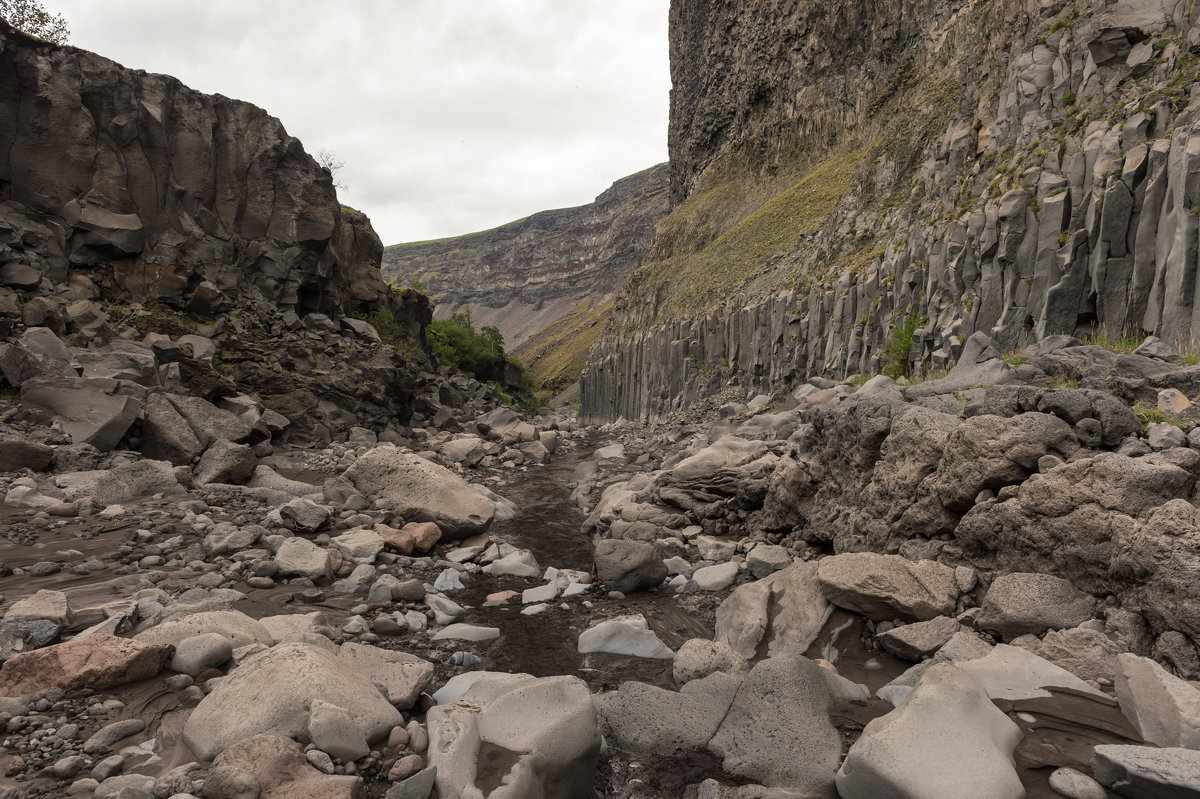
[0,20,388,318]
[382,164,669,349]
[583,0,1200,422]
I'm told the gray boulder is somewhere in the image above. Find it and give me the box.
[594,539,667,593]
[976,572,1095,640]
[715,560,831,659]
[836,663,1023,799]
[817,553,957,622]
[426,673,598,799]
[183,642,403,760]
[708,654,867,792]
[140,393,204,465]
[343,448,495,540]
[193,439,257,486]
[1113,652,1200,749]
[596,671,741,757]
[273,537,332,582]
[1092,745,1200,798]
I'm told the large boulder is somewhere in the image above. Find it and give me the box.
[816,553,957,622]
[594,539,667,594]
[202,733,363,799]
[337,643,434,709]
[20,383,140,451]
[1113,653,1200,749]
[140,393,204,465]
[55,459,180,505]
[708,654,868,793]
[595,671,741,758]
[342,448,495,540]
[183,642,403,760]
[1092,745,1200,799]
[836,663,1024,799]
[0,635,172,696]
[426,673,599,799]
[976,572,1096,640]
[714,560,831,659]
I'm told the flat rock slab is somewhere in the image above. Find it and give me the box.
[133,610,274,650]
[4,589,71,626]
[0,634,172,696]
[432,624,500,642]
[1092,745,1200,798]
[837,663,1024,799]
[876,616,964,662]
[338,642,434,709]
[578,615,673,659]
[183,642,403,760]
[957,644,1110,702]
[817,553,957,622]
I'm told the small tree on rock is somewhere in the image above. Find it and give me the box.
[0,0,68,43]
[317,149,347,191]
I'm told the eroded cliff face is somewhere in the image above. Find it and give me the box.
[584,0,1200,422]
[0,20,388,317]
[382,164,669,349]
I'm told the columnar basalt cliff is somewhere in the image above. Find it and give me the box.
[0,20,388,317]
[382,164,669,349]
[583,0,1200,422]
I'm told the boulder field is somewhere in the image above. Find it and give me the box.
[0,326,1197,798]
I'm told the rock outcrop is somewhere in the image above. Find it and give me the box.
[0,19,387,317]
[583,0,1200,421]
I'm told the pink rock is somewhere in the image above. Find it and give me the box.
[377,522,441,556]
[205,734,363,796]
[0,634,173,696]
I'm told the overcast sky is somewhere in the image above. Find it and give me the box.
[49,1,670,245]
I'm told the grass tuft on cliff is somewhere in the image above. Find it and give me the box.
[630,147,865,318]
[515,298,614,393]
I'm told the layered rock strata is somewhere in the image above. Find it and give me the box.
[382,164,668,348]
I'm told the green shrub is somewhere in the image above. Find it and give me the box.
[357,307,423,361]
[881,313,925,379]
[427,310,510,379]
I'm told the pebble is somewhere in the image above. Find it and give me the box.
[90,754,125,781]
[1048,766,1107,799]
[388,753,424,781]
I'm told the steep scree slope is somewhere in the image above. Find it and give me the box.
[584,0,1200,421]
[0,20,388,317]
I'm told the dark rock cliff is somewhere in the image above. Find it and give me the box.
[0,20,388,317]
[382,164,669,348]
[584,0,1200,422]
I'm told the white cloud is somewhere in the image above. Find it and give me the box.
[48,0,670,244]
